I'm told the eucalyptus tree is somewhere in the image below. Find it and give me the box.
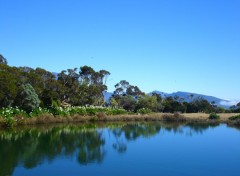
[0,71,17,107]
[112,80,144,111]
[0,64,21,107]
[79,66,110,106]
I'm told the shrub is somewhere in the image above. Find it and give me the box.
[137,108,152,115]
[0,107,27,119]
[29,107,53,117]
[229,115,240,120]
[209,112,220,120]
[69,107,87,116]
[15,84,40,112]
[136,95,162,112]
[51,107,70,116]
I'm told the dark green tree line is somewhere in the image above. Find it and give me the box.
[0,55,110,110]
[0,54,233,113]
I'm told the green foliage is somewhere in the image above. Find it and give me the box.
[0,106,128,127]
[209,112,220,120]
[51,100,61,108]
[118,95,137,111]
[229,115,240,120]
[29,107,53,117]
[187,97,213,113]
[136,95,162,112]
[0,107,27,119]
[0,57,230,114]
[137,108,152,114]
[32,106,127,117]
[215,107,225,113]
[15,84,40,112]
[0,107,28,127]
[0,68,18,107]
[109,97,118,108]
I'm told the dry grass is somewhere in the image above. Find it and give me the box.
[162,113,187,122]
[1,113,240,128]
[183,113,240,121]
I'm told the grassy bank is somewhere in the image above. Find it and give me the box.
[0,106,240,128]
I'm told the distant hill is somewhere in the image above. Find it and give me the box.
[152,91,235,109]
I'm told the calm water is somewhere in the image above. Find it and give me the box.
[0,122,240,176]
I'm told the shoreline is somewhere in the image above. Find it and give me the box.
[1,113,240,128]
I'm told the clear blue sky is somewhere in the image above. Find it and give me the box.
[0,0,239,101]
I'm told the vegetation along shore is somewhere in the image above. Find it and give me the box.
[0,55,240,128]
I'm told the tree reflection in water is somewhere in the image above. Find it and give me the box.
[0,122,220,176]
[0,125,105,176]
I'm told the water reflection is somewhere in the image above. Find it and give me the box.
[0,122,221,176]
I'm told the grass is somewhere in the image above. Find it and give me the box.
[162,113,187,122]
[0,106,240,128]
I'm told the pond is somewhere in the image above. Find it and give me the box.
[0,122,240,176]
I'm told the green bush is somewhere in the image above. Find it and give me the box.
[137,108,152,114]
[15,84,40,112]
[29,107,53,117]
[69,107,87,116]
[0,106,128,123]
[0,107,27,119]
[229,115,240,120]
[51,107,70,116]
[209,112,220,120]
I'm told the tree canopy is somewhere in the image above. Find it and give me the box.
[0,55,233,113]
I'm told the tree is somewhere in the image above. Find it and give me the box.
[162,97,174,113]
[79,66,95,85]
[190,97,213,113]
[113,80,130,96]
[118,95,136,111]
[126,85,143,97]
[136,95,162,112]
[0,71,17,107]
[0,54,8,65]
[109,97,118,108]
[15,84,40,112]
[152,93,163,103]
[99,70,110,85]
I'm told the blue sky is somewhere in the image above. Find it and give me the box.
[0,0,239,101]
